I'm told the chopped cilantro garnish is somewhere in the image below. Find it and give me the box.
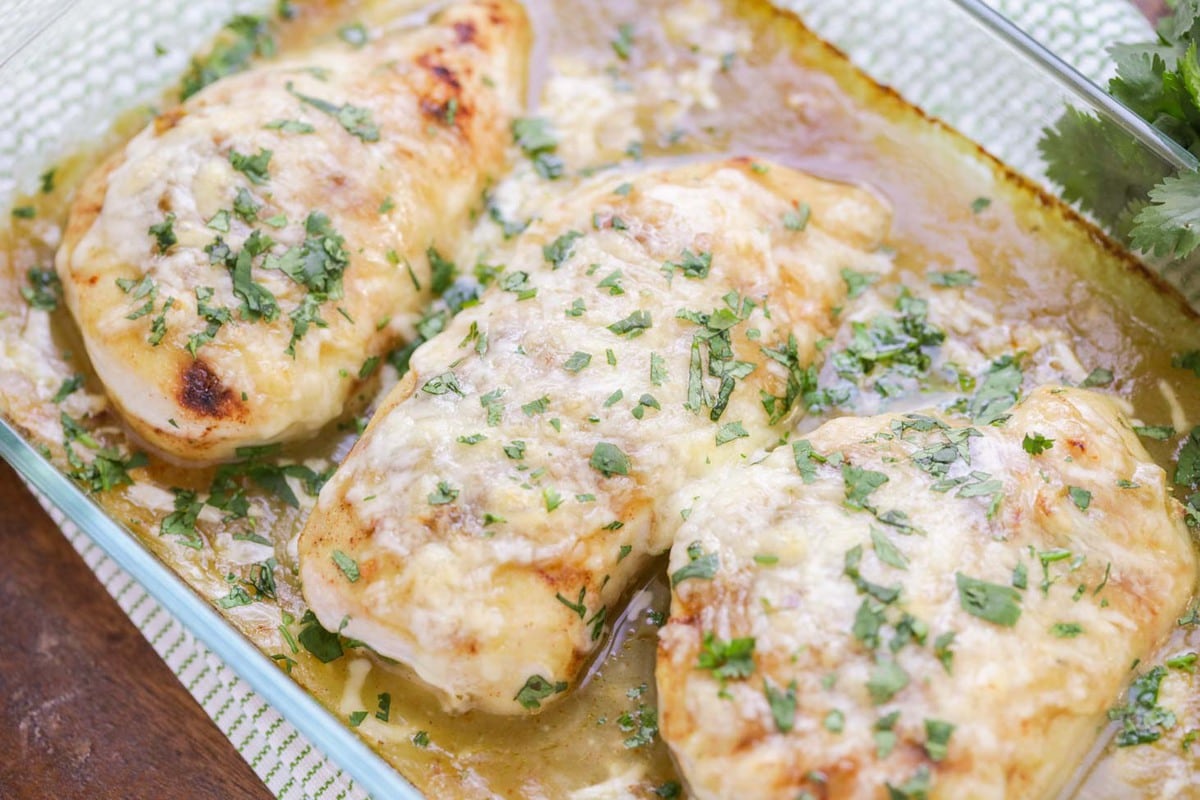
[924,719,955,762]
[286,82,380,142]
[666,249,712,280]
[522,395,550,415]
[1068,486,1092,511]
[969,355,1022,425]
[1080,366,1114,388]
[866,658,909,704]
[840,268,876,299]
[611,22,634,60]
[555,587,586,618]
[842,464,889,511]
[229,147,272,184]
[1133,424,1176,440]
[543,230,583,268]
[181,14,274,100]
[512,117,564,180]
[783,203,811,231]
[52,374,84,404]
[331,550,360,582]
[870,527,908,570]
[566,352,595,374]
[148,213,177,253]
[1109,666,1176,747]
[375,692,391,722]
[956,572,1021,626]
[764,679,797,732]
[928,269,976,287]
[161,488,204,549]
[671,541,719,586]
[696,633,755,684]
[428,480,459,505]
[296,611,343,663]
[1173,351,1200,377]
[714,421,749,445]
[607,309,652,337]
[514,674,567,710]
[1022,432,1055,455]
[590,442,631,477]
[265,118,315,134]
[422,371,464,397]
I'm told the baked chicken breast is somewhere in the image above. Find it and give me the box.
[657,385,1197,799]
[299,158,892,714]
[56,0,528,462]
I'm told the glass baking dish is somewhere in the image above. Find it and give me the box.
[1,0,1194,798]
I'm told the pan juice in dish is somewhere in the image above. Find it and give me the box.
[1,0,1199,797]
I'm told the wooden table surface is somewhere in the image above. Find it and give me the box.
[0,1,1169,798]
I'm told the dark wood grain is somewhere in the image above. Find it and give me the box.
[0,460,271,800]
[0,1,1172,798]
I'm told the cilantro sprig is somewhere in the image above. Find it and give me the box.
[1039,3,1200,259]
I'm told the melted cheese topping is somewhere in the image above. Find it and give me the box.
[299,158,892,714]
[55,0,529,462]
[657,386,1197,799]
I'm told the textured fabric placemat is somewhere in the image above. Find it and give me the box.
[6,1,1153,798]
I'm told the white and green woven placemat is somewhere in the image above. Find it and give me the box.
[0,1,1154,798]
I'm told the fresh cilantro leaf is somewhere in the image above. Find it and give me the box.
[543,230,583,268]
[969,355,1022,425]
[21,267,61,311]
[715,421,748,445]
[515,674,567,709]
[671,541,719,586]
[666,249,712,280]
[229,147,272,184]
[842,464,889,510]
[1068,486,1092,511]
[590,442,631,477]
[1131,170,1200,258]
[866,658,909,704]
[148,213,177,252]
[611,22,634,60]
[841,268,875,299]
[180,14,274,100]
[331,550,360,582]
[928,269,976,287]
[1080,367,1114,387]
[924,719,955,762]
[512,117,564,180]
[870,527,908,570]
[696,633,755,683]
[607,310,652,337]
[1109,666,1177,746]
[956,572,1021,626]
[297,611,343,663]
[1022,432,1054,455]
[1134,424,1176,440]
[783,203,810,231]
[1173,350,1200,376]
[764,679,797,732]
[428,480,459,505]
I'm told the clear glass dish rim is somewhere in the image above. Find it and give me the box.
[0,1,1192,798]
